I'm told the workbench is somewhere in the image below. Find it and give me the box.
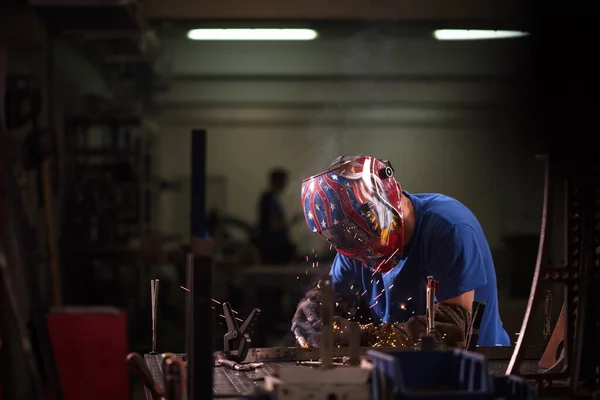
[144,346,547,400]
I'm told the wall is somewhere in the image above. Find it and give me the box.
[154,30,543,255]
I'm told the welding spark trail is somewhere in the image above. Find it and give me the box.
[180,286,242,321]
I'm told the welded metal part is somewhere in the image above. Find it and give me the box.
[237,344,544,363]
[151,279,159,353]
[543,290,552,340]
[506,155,553,378]
[144,353,278,398]
[465,301,486,351]
[320,275,335,368]
[506,155,600,397]
[348,321,361,366]
[185,252,214,400]
[143,352,543,398]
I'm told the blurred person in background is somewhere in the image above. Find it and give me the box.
[291,154,510,348]
[256,168,303,264]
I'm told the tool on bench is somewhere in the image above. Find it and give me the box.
[219,301,261,369]
[151,279,160,354]
[163,356,186,400]
[126,352,164,400]
[466,301,486,351]
[425,276,438,337]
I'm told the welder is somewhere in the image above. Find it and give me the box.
[291,154,510,348]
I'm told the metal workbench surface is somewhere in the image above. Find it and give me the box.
[144,352,546,399]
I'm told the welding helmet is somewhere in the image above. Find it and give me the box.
[301,154,404,273]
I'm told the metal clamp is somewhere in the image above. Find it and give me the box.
[222,302,261,363]
[426,276,439,337]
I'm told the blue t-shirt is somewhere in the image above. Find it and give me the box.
[330,191,510,347]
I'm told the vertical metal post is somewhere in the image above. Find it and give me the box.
[186,129,213,400]
[190,129,206,239]
[151,279,159,353]
[320,276,334,368]
[426,276,437,336]
[348,321,360,366]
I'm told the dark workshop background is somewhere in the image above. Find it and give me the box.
[0,0,576,399]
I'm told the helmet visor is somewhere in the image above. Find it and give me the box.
[320,219,373,253]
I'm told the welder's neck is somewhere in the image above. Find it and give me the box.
[401,195,415,247]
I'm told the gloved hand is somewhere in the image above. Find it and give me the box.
[291,287,370,348]
[291,287,324,347]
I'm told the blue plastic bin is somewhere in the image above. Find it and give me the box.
[368,348,534,400]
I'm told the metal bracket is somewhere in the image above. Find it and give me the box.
[466,301,486,351]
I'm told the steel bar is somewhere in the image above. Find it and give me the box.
[320,276,334,368]
[348,321,360,366]
[151,279,159,353]
[426,276,436,336]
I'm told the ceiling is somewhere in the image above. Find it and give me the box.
[143,0,528,27]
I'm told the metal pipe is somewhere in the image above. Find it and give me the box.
[426,276,436,336]
[151,279,159,353]
[320,276,334,368]
[348,321,360,366]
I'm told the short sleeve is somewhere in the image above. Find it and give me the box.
[329,253,361,295]
[428,224,488,300]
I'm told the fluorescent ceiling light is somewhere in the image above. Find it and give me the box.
[433,29,529,41]
[187,28,318,41]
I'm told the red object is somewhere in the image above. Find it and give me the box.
[47,307,129,400]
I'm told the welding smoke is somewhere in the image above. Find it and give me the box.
[302,21,400,178]
[297,19,401,253]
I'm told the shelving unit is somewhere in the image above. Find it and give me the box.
[61,114,156,306]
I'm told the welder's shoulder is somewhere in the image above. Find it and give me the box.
[412,194,480,228]
[413,193,484,238]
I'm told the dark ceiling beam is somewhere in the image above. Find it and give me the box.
[169,73,523,83]
[154,100,523,111]
[143,0,525,22]
[158,119,499,129]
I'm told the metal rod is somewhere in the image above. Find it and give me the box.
[320,276,334,368]
[186,250,213,400]
[151,279,159,353]
[543,290,553,340]
[426,276,436,336]
[348,321,360,366]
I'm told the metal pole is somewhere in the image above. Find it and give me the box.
[186,129,213,399]
[426,276,436,336]
[151,279,159,353]
[320,276,334,368]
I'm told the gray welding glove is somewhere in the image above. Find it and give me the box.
[291,287,325,347]
[291,287,365,348]
[369,303,471,349]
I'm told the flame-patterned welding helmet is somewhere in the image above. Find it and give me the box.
[301,154,404,273]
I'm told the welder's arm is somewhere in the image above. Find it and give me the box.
[367,223,487,348]
[351,224,486,348]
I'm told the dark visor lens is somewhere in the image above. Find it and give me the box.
[321,220,372,251]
